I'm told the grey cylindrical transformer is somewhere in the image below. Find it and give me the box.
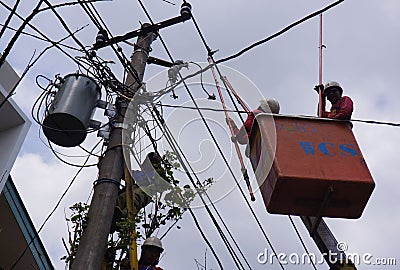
[43,74,101,147]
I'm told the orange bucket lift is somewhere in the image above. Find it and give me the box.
[249,114,375,219]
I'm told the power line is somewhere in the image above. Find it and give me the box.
[127,123,227,268]
[158,104,400,127]
[149,106,245,269]
[180,75,285,270]
[288,215,318,270]
[0,23,83,51]
[150,104,251,269]
[215,0,345,64]
[0,1,96,76]
[77,0,143,92]
[135,1,286,268]
[0,0,45,68]
[135,2,254,268]
[190,12,248,123]
[0,0,21,39]
[0,25,89,111]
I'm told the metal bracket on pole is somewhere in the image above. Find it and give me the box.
[93,3,192,50]
[147,56,174,67]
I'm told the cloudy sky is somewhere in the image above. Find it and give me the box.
[2,0,400,269]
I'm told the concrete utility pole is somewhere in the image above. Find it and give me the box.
[72,24,156,270]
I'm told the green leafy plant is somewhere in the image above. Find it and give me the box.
[61,202,89,268]
[62,151,213,269]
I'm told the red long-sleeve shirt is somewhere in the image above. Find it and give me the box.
[321,96,353,120]
[232,109,262,144]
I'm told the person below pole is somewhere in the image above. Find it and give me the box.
[226,98,280,145]
[314,81,353,120]
[138,237,164,270]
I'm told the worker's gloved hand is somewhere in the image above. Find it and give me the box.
[231,135,237,143]
[314,84,325,95]
[226,117,236,127]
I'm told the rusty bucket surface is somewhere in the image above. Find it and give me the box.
[249,114,375,219]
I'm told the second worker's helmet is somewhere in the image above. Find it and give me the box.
[324,81,343,95]
[260,98,280,114]
[142,237,164,251]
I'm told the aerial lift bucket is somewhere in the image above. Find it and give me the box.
[249,114,375,219]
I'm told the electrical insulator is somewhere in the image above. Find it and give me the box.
[43,74,101,147]
[96,29,108,45]
[168,60,188,84]
[180,2,192,17]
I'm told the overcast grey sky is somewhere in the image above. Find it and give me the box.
[2,0,400,269]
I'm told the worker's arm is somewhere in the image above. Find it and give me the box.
[317,98,330,118]
[226,113,254,145]
[226,117,240,134]
[315,84,328,117]
[234,112,255,144]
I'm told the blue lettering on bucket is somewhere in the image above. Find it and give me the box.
[299,142,315,155]
[276,122,317,134]
[339,144,357,156]
[299,142,358,157]
[318,142,335,156]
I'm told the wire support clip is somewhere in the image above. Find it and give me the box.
[112,122,129,130]
[93,178,121,187]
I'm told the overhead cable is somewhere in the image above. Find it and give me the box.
[10,140,101,269]
[0,23,83,51]
[149,105,245,269]
[128,134,227,268]
[0,25,88,111]
[136,2,285,268]
[42,0,87,51]
[0,0,45,68]
[0,0,21,39]
[0,1,96,76]
[215,0,345,64]
[150,104,251,269]
[136,2,251,268]
[158,104,400,128]
[179,71,285,270]
[288,216,318,270]
[37,0,104,13]
[79,0,143,91]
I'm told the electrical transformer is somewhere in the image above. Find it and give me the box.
[43,74,101,147]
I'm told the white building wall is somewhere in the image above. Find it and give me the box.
[0,60,31,192]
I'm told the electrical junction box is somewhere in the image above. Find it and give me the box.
[249,114,375,219]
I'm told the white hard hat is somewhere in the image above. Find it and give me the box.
[259,98,280,114]
[324,81,343,95]
[142,237,164,251]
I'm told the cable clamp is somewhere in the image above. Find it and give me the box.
[93,178,121,187]
[133,44,151,56]
[112,122,129,129]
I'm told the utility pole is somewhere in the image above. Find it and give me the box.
[72,24,156,270]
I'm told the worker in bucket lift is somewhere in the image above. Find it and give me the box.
[138,237,164,270]
[226,98,280,145]
[314,81,353,120]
